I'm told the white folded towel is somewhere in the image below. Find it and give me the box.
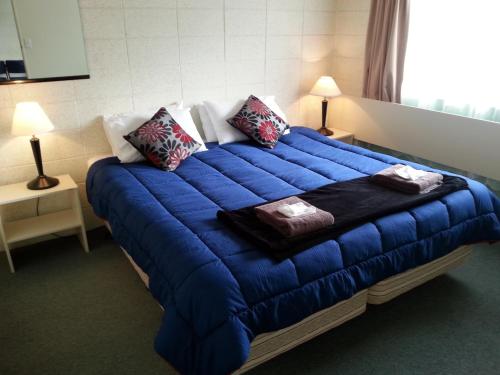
[277,202,317,218]
[394,165,428,181]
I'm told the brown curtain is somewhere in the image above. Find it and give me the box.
[363,0,410,103]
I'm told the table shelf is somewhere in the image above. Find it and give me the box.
[4,209,80,244]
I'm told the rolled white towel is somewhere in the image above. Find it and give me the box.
[372,164,443,194]
[277,202,317,218]
[394,165,428,181]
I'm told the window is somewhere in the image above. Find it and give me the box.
[402,0,500,123]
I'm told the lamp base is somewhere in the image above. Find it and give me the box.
[27,175,59,190]
[317,127,333,136]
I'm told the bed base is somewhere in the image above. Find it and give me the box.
[122,250,150,288]
[236,290,367,374]
[367,246,472,304]
[106,223,471,373]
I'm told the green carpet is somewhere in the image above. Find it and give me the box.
[1,229,499,375]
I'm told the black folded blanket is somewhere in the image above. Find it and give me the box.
[217,175,468,260]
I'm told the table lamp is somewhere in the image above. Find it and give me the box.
[11,102,59,190]
[310,76,342,136]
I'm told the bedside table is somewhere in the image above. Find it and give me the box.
[327,128,354,144]
[0,174,89,273]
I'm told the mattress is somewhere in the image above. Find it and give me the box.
[86,127,500,375]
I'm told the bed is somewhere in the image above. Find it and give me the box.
[86,127,500,374]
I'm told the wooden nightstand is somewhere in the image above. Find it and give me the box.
[0,174,89,273]
[327,128,354,144]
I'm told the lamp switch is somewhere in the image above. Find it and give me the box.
[23,38,33,49]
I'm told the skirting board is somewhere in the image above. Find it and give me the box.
[367,246,472,304]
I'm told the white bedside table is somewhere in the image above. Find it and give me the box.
[0,174,89,273]
[327,128,354,144]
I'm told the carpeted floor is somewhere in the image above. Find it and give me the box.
[1,228,499,375]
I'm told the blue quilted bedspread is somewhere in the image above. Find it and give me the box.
[86,127,500,375]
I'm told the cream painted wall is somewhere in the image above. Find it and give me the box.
[330,0,500,181]
[0,0,337,232]
[331,0,369,97]
[303,0,369,128]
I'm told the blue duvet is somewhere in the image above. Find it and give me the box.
[86,127,500,374]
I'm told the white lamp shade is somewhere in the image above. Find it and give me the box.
[310,76,342,98]
[11,102,54,136]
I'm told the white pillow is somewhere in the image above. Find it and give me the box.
[103,106,207,163]
[203,99,248,145]
[263,96,288,123]
[103,112,156,163]
[198,105,218,142]
[170,108,208,152]
[263,96,291,136]
[204,96,290,145]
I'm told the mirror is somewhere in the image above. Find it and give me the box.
[0,0,89,84]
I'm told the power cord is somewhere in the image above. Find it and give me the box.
[35,196,40,216]
[35,197,62,239]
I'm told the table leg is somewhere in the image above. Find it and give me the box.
[71,189,89,253]
[0,209,14,272]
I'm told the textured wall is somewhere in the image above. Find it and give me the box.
[331,0,369,96]
[0,0,337,232]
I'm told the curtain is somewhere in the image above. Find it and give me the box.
[363,0,410,103]
[402,0,500,123]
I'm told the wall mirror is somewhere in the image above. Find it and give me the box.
[0,0,89,84]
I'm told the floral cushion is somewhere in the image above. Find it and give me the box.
[123,107,201,171]
[227,95,289,148]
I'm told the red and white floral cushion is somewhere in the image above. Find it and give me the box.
[227,95,289,148]
[123,107,201,171]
